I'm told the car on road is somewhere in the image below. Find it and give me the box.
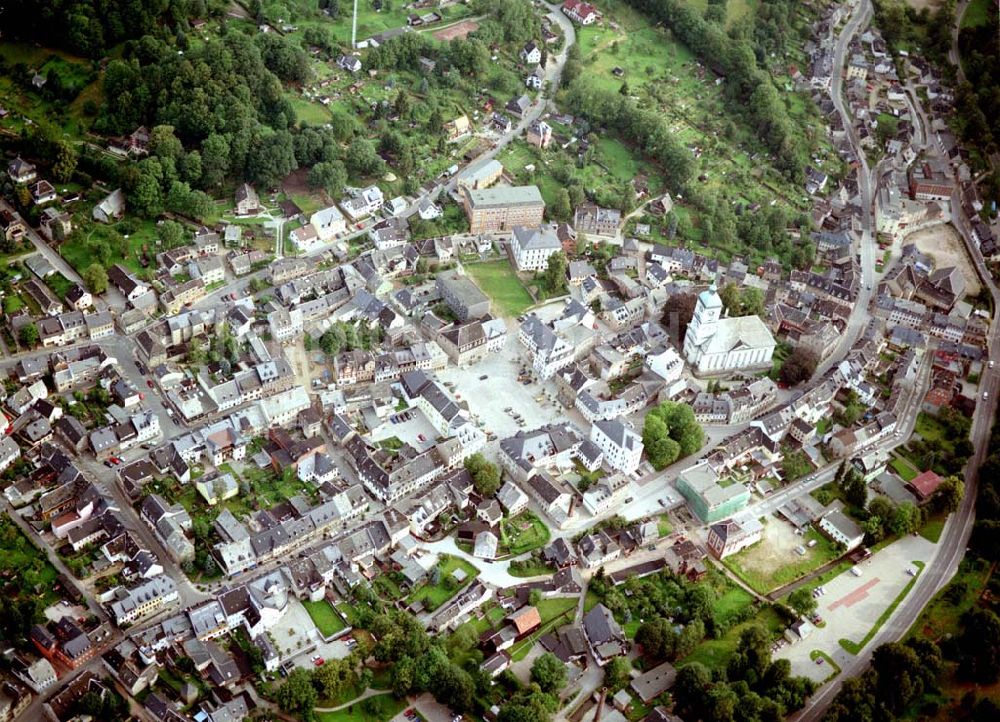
[314,658,324,666]
[851,566,863,577]
[135,360,146,374]
[417,434,426,442]
[103,460,114,468]
[147,380,155,388]
[984,391,990,400]
[479,375,488,380]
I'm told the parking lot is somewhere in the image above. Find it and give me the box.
[271,598,353,670]
[436,323,570,458]
[774,534,937,683]
[369,407,439,452]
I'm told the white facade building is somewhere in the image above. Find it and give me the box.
[510,225,561,271]
[589,419,643,475]
[683,283,776,376]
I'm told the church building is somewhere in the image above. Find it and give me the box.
[682,283,776,376]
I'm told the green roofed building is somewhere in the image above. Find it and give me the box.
[675,460,750,523]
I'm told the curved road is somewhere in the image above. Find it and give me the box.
[795,0,1000,717]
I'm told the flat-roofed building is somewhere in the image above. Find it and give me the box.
[463,185,545,234]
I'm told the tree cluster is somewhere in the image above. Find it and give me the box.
[719,282,764,317]
[563,82,694,192]
[971,406,1000,560]
[622,0,807,181]
[674,626,816,722]
[642,400,705,470]
[778,346,819,386]
[0,0,221,58]
[825,638,944,722]
[464,454,501,497]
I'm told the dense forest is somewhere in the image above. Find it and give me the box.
[0,0,223,58]
[955,5,1000,160]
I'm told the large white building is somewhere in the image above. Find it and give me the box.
[289,205,347,252]
[589,419,643,475]
[510,225,561,271]
[682,283,776,376]
[518,316,575,379]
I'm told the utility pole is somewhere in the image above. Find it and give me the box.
[352,0,358,49]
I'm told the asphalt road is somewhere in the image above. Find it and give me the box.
[793,0,1000,716]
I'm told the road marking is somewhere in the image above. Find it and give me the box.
[827,577,880,611]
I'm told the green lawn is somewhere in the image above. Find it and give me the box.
[303,600,348,637]
[961,0,992,28]
[657,516,672,538]
[464,260,534,317]
[907,557,992,642]
[683,606,784,669]
[0,514,61,607]
[500,512,551,556]
[316,693,407,722]
[890,455,919,482]
[723,527,842,594]
[508,560,556,577]
[714,588,755,625]
[407,555,479,611]
[919,516,945,544]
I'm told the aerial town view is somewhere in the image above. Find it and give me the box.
[0,0,998,721]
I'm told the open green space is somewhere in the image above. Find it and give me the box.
[919,516,945,544]
[683,605,784,669]
[908,557,993,642]
[303,600,348,638]
[657,516,672,538]
[316,693,407,722]
[406,555,479,612]
[0,514,61,608]
[961,0,992,28]
[499,511,551,557]
[840,561,926,655]
[723,527,841,594]
[890,454,919,482]
[464,261,534,317]
[59,217,163,277]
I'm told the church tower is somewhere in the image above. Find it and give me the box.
[683,282,723,361]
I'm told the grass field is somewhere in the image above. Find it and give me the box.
[890,455,920,482]
[908,557,993,642]
[500,512,551,557]
[961,0,992,28]
[683,605,783,669]
[316,693,407,722]
[464,260,534,317]
[0,514,61,608]
[303,600,348,638]
[920,516,945,544]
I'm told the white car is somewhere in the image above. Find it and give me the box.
[985,392,990,400]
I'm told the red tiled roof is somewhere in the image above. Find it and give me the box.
[909,469,943,500]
